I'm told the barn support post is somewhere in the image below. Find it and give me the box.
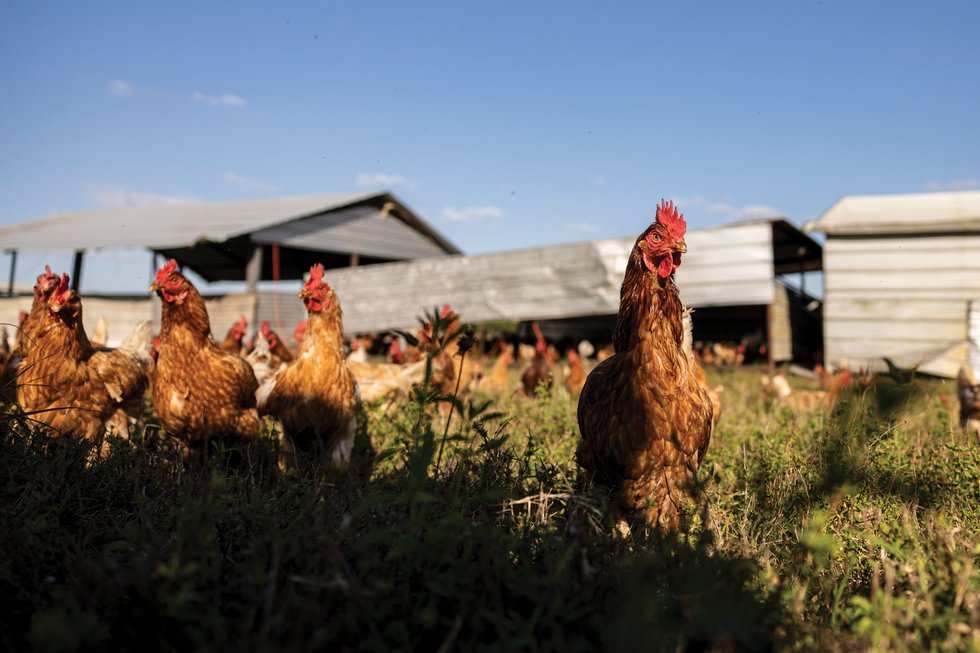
[765,303,775,375]
[70,250,84,292]
[6,250,16,297]
[350,252,360,267]
[245,244,263,332]
[245,244,263,293]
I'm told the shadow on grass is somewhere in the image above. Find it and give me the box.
[747,379,963,525]
[0,403,790,653]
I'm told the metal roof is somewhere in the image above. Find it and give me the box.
[0,191,461,256]
[805,191,980,236]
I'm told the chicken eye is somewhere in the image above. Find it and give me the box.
[169,275,179,283]
[650,232,661,242]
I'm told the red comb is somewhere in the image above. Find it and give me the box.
[237,315,247,329]
[655,199,686,239]
[37,265,58,287]
[308,263,325,284]
[260,321,270,336]
[155,259,180,284]
[51,273,71,303]
[441,304,453,318]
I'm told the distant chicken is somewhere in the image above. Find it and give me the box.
[420,305,463,398]
[565,349,587,396]
[478,346,514,395]
[150,259,261,450]
[348,359,428,403]
[761,367,853,412]
[577,200,714,528]
[292,320,307,348]
[219,315,248,355]
[259,321,294,369]
[956,366,980,435]
[16,274,149,451]
[519,322,553,397]
[258,264,361,469]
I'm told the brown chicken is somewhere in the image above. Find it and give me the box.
[565,349,587,396]
[259,320,294,369]
[150,259,261,450]
[420,305,462,398]
[761,367,853,412]
[220,315,248,355]
[577,200,714,528]
[16,274,148,452]
[957,366,980,435]
[478,346,514,395]
[4,267,69,400]
[257,264,361,469]
[12,265,60,360]
[520,322,554,397]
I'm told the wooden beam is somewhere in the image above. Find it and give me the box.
[71,250,84,292]
[7,250,16,297]
[245,244,263,293]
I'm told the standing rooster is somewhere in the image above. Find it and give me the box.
[12,265,60,360]
[17,274,148,451]
[577,200,714,528]
[150,259,261,451]
[257,264,361,470]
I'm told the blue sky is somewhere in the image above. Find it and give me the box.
[1,1,978,292]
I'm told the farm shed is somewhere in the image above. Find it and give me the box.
[0,191,459,345]
[259,218,823,364]
[805,190,980,378]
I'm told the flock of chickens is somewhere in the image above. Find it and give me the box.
[2,199,978,529]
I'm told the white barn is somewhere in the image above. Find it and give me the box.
[805,190,980,378]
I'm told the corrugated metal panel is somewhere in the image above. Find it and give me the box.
[805,191,980,236]
[0,192,461,255]
[251,205,449,259]
[822,234,980,377]
[285,221,777,334]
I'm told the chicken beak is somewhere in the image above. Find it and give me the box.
[672,240,688,254]
[49,301,62,313]
[149,282,160,293]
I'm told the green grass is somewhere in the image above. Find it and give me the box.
[1,363,978,652]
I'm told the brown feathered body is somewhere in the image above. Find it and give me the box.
[479,349,514,395]
[565,351,587,396]
[17,280,148,448]
[577,213,713,528]
[258,282,360,469]
[348,359,427,403]
[151,266,260,447]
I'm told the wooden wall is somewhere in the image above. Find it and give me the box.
[823,233,980,376]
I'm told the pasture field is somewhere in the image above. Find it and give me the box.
[1,365,978,652]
